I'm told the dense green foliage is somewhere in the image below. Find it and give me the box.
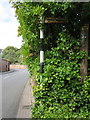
[2,46,24,64]
[32,32,90,118]
[12,2,90,118]
[12,2,90,66]
[13,2,90,51]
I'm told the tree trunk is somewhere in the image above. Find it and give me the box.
[80,24,89,81]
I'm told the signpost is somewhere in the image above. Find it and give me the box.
[40,17,44,74]
[39,17,67,83]
[40,29,44,73]
[39,17,67,73]
[45,17,67,24]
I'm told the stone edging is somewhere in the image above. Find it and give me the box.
[0,69,14,75]
[16,78,35,118]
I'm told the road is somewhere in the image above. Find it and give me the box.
[2,69,29,118]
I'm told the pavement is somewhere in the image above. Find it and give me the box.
[2,69,30,118]
[16,78,35,118]
[1,69,34,118]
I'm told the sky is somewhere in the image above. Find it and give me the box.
[0,0,22,49]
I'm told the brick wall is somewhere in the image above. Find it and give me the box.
[0,59,10,72]
[10,65,27,69]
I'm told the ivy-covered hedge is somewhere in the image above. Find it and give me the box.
[31,32,90,118]
[12,2,90,118]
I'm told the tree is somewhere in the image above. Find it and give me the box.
[11,2,90,62]
[11,2,90,118]
[2,46,21,64]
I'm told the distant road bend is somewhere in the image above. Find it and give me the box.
[2,69,29,118]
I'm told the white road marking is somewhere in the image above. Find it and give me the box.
[3,76,10,79]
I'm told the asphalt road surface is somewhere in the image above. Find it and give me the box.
[2,69,29,118]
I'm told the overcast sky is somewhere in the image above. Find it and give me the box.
[0,0,22,49]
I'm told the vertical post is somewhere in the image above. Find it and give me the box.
[40,29,44,73]
[80,24,89,81]
[40,17,44,74]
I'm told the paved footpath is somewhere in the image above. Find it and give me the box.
[17,79,35,118]
[2,69,30,118]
